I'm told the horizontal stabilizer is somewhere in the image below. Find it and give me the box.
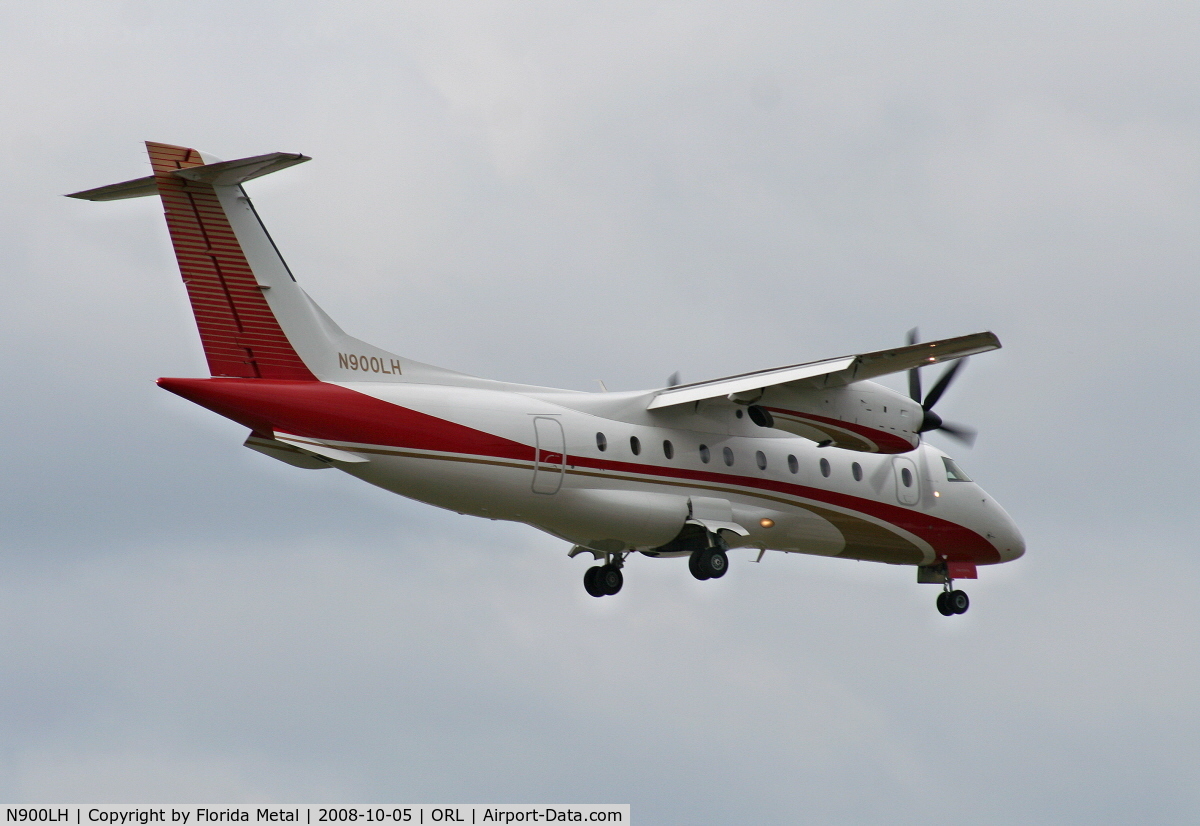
[648,332,1000,410]
[67,175,159,201]
[67,152,310,201]
[173,151,310,186]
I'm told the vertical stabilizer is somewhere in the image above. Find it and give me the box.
[146,142,317,380]
[69,142,477,386]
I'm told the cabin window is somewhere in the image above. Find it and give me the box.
[943,456,972,482]
[663,439,674,459]
[819,458,831,477]
[901,467,913,487]
[723,446,735,466]
[756,450,767,470]
[596,432,607,452]
[630,436,641,456]
[787,454,799,474]
[852,462,863,481]
[699,444,710,463]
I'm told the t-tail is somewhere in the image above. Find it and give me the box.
[68,142,458,384]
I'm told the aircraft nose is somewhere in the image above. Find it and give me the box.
[995,514,1026,562]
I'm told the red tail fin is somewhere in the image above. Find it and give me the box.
[148,142,316,380]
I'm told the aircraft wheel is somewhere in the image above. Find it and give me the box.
[688,550,710,581]
[948,589,969,614]
[936,591,954,616]
[598,564,623,595]
[692,548,728,580]
[583,565,607,598]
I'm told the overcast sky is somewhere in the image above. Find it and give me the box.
[1,1,1198,822]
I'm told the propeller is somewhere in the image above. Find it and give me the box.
[906,328,978,447]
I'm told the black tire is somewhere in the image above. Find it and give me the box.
[936,591,954,616]
[583,565,607,597]
[599,565,624,595]
[694,548,728,579]
[949,589,969,614]
[688,551,711,581]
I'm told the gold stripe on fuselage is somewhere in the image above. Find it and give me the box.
[320,442,927,565]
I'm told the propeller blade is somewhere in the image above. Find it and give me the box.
[935,421,977,447]
[922,358,966,411]
[906,328,979,448]
[906,328,922,402]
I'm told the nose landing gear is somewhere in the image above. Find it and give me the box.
[920,561,972,616]
[936,587,969,615]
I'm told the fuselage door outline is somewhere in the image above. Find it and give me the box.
[532,416,566,495]
[892,455,920,506]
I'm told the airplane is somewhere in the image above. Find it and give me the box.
[69,142,1025,616]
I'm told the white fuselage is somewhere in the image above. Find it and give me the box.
[314,379,1024,568]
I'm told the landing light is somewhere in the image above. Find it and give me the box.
[760,518,775,528]
[934,491,941,498]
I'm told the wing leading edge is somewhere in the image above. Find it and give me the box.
[647,332,1000,410]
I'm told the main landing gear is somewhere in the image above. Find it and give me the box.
[584,561,624,597]
[573,526,734,597]
[688,546,728,580]
[937,587,969,616]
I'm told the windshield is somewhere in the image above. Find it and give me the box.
[942,456,972,482]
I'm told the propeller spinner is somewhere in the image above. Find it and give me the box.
[906,328,978,447]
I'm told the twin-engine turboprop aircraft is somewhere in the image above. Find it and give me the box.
[70,142,1024,616]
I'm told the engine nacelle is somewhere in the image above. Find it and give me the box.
[754,383,922,453]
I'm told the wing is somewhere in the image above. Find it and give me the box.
[647,332,1000,410]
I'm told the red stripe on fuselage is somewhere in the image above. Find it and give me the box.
[157,378,535,462]
[561,453,998,564]
[158,377,998,563]
[764,407,916,454]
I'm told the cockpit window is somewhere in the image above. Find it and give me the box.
[942,456,972,482]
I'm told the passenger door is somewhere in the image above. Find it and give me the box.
[892,456,920,506]
[532,417,566,494]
